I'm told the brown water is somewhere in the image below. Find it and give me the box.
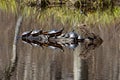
[0,10,120,80]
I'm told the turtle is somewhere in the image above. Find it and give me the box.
[43,28,64,37]
[31,30,42,36]
[21,31,32,43]
[21,31,32,37]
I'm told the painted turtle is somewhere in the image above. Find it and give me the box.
[31,30,42,36]
[22,31,32,37]
[43,28,64,37]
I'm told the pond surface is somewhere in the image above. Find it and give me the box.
[0,2,120,80]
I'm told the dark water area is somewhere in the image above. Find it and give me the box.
[0,8,120,80]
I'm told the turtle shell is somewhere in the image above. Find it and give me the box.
[22,31,32,37]
[31,30,42,36]
[43,28,64,37]
[48,29,58,34]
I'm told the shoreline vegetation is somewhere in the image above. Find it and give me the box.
[0,0,120,25]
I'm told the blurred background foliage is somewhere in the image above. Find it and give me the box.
[0,0,120,26]
[0,0,17,13]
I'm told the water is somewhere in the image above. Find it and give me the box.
[0,2,120,80]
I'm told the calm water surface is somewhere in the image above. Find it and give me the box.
[0,9,120,80]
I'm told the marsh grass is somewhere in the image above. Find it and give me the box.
[32,6,120,26]
[0,0,120,26]
[0,0,17,13]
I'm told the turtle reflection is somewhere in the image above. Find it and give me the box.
[21,28,103,51]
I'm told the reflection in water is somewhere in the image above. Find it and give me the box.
[21,28,103,52]
[21,27,103,80]
[0,0,120,79]
[20,26,103,80]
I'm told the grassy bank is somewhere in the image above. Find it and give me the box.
[0,0,120,26]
